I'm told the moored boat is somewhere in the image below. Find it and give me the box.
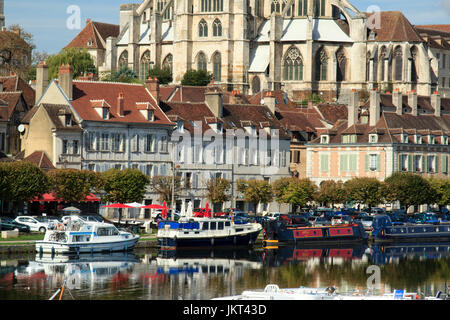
[156,217,262,248]
[263,217,368,245]
[372,215,450,242]
[35,220,139,255]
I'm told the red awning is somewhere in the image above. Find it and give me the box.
[30,193,100,203]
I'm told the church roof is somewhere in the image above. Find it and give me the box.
[366,11,423,42]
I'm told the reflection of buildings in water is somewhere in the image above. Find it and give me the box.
[370,243,450,265]
[133,250,263,300]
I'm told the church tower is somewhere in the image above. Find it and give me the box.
[0,0,5,29]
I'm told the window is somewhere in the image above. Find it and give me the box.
[298,0,308,16]
[441,155,449,174]
[314,0,326,16]
[0,132,4,152]
[145,134,155,152]
[399,154,408,171]
[410,46,418,83]
[160,135,168,152]
[316,48,327,81]
[199,19,208,37]
[62,140,68,154]
[102,107,109,120]
[369,134,378,143]
[442,136,448,145]
[202,222,209,230]
[140,51,151,82]
[291,150,301,164]
[101,133,109,151]
[201,0,223,12]
[73,140,79,155]
[197,52,207,71]
[145,164,153,177]
[213,19,222,37]
[284,47,303,81]
[131,134,140,152]
[177,120,184,133]
[369,154,378,171]
[112,133,124,152]
[162,54,173,75]
[394,46,403,81]
[218,221,224,230]
[210,222,216,230]
[428,135,435,145]
[118,51,128,69]
[336,48,347,82]
[342,135,357,143]
[320,154,329,172]
[213,52,221,82]
[414,155,422,172]
[65,114,72,127]
[415,135,422,144]
[427,155,437,173]
[320,135,329,144]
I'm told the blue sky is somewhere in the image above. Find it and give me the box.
[5,0,450,54]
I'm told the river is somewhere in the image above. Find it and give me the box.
[0,243,449,300]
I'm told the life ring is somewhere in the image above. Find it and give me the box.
[57,223,65,231]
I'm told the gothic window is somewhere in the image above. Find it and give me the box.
[315,48,327,81]
[411,46,419,83]
[271,0,281,13]
[140,51,151,82]
[199,19,208,37]
[336,47,346,82]
[213,52,221,82]
[394,46,403,81]
[118,50,128,69]
[252,76,261,95]
[162,54,173,74]
[271,0,293,14]
[213,19,222,37]
[197,52,207,71]
[314,0,326,17]
[379,46,386,82]
[298,0,308,16]
[157,1,172,19]
[202,0,223,12]
[284,47,303,81]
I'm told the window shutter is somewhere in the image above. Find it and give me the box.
[320,154,329,172]
[435,156,439,173]
[364,154,369,172]
[376,154,381,172]
[349,154,357,172]
[412,155,416,172]
[408,155,413,172]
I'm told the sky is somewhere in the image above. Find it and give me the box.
[4,0,450,55]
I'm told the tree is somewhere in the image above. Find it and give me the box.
[206,178,231,205]
[272,177,293,203]
[48,169,102,203]
[315,180,347,208]
[148,66,173,84]
[428,178,450,210]
[181,69,213,86]
[101,169,149,222]
[102,66,141,84]
[277,178,317,212]
[0,24,33,79]
[344,177,385,209]
[7,25,35,49]
[148,175,183,205]
[384,172,434,213]
[46,48,96,80]
[237,180,273,214]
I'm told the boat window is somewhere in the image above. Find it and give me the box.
[218,222,224,230]
[210,222,216,230]
[97,227,120,236]
[225,221,230,227]
[236,228,243,232]
[202,223,209,230]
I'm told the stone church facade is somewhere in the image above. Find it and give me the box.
[75,0,445,100]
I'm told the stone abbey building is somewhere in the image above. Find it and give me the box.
[67,0,450,100]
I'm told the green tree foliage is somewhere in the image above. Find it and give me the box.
[428,177,450,209]
[275,178,317,211]
[148,66,173,85]
[102,66,141,84]
[206,178,231,204]
[148,175,183,205]
[46,48,97,80]
[344,177,385,209]
[237,180,273,211]
[384,172,434,212]
[315,180,347,207]
[48,169,102,203]
[272,177,293,203]
[181,69,213,86]
[0,161,49,202]
[101,168,149,204]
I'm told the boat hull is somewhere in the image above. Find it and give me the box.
[158,229,261,248]
[263,221,368,245]
[35,237,139,255]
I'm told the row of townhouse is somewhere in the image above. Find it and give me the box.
[20,62,291,217]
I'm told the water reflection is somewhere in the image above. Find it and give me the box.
[0,243,448,300]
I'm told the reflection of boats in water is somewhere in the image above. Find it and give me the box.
[263,245,368,267]
[214,284,446,300]
[370,242,450,265]
[153,249,263,276]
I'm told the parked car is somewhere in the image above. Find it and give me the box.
[266,212,282,221]
[0,217,30,233]
[369,208,386,216]
[14,216,52,233]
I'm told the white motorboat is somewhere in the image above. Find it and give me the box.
[36,220,139,255]
[213,284,446,300]
[157,217,262,248]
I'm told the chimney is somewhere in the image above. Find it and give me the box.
[36,61,49,104]
[348,89,358,128]
[263,91,276,115]
[408,90,418,116]
[393,89,403,115]
[58,63,73,101]
[145,77,160,103]
[369,89,380,126]
[229,90,240,105]
[117,92,124,117]
[205,85,223,118]
[431,91,441,117]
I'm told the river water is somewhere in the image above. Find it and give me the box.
[0,243,449,300]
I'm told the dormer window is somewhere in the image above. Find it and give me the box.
[217,122,223,134]
[369,134,378,143]
[87,39,93,47]
[65,114,72,127]
[442,136,448,145]
[102,107,109,120]
[321,135,329,144]
[361,115,368,124]
[402,134,409,144]
[342,135,357,143]
[415,134,422,144]
[177,120,184,133]
[147,110,154,121]
[429,135,435,144]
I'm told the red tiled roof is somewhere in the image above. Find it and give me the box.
[65,20,119,50]
[24,151,55,171]
[0,75,35,108]
[70,81,174,125]
[366,11,423,42]
[0,92,22,120]
[415,25,450,33]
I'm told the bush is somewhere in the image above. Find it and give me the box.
[181,69,213,86]
[148,66,173,85]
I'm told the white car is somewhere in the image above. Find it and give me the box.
[14,216,51,233]
[151,209,180,219]
[266,212,282,221]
